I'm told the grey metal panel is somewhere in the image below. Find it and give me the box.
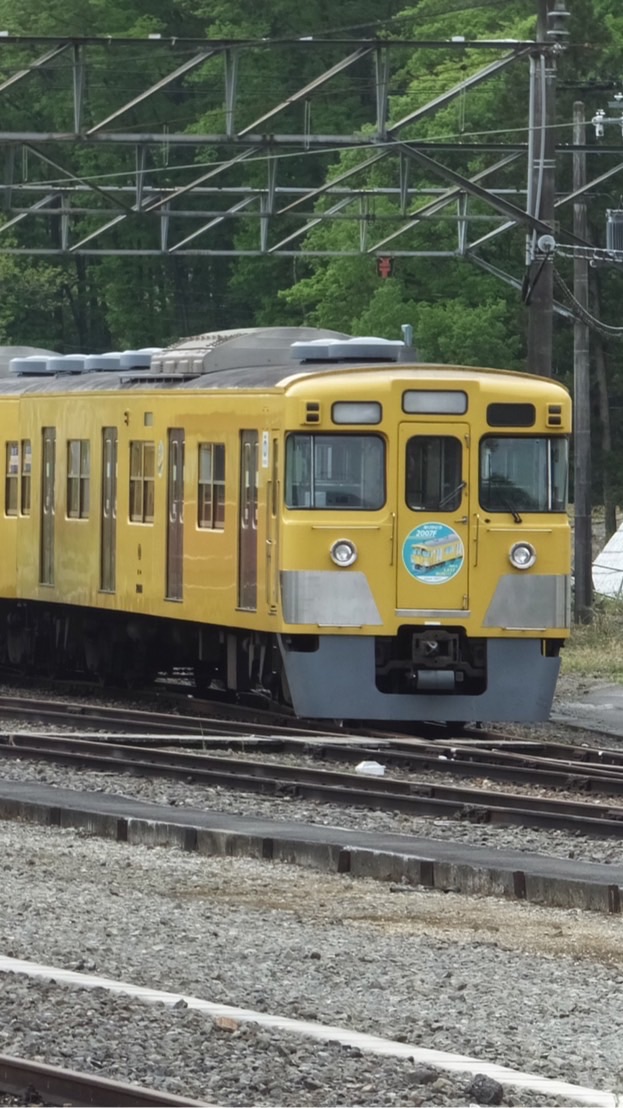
[280,570,382,626]
[396,609,471,618]
[278,636,561,722]
[483,574,570,629]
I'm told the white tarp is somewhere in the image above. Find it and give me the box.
[593,523,623,598]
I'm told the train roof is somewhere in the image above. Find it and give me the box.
[0,327,569,397]
[0,326,417,394]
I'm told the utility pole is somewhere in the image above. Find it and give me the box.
[573,100,593,623]
[525,0,567,376]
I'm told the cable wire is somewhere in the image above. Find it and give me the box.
[554,269,623,339]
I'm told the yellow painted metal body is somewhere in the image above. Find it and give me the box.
[0,399,19,599]
[12,391,279,629]
[279,365,571,639]
[0,361,570,645]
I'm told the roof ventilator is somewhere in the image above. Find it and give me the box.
[291,337,411,364]
[10,349,164,377]
[10,355,57,376]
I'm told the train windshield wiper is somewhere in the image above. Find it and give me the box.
[500,497,522,523]
[438,480,467,510]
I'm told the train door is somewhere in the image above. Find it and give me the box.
[39,427,56,586]
[166,428,184,601]
[396,423,470,613]
[100,427,117,592]
[238,430,258,610]
[265,435,279,612]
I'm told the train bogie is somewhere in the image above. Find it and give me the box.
[0,327,571,722]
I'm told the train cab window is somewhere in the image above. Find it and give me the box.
[198,442,225,529]
[480,436,569,513]
[129,440,155,523]
[285,433,385,510]
[406,436,463,511]
[5,440,31,517]
[67,440,90,519]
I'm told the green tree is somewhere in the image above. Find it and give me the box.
[0,251,64,348]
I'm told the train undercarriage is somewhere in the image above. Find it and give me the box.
[0,600,564,723]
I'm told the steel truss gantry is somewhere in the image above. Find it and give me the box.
[0,30,611,296]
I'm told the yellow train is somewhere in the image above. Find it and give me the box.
[0,326,571,722]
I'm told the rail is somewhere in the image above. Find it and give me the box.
[0,1053,206,1106]
[4,731,623,837]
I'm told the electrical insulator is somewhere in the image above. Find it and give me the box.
[592,109,606,139]
[547,0,570,40]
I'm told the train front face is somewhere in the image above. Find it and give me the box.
[277,363,571,723]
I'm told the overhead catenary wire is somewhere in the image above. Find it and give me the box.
[554,268,623,339]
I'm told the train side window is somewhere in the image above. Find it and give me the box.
[198,443,226,530]
[5,440,31,517]
[21,440,32,516]
[406,436,463,511]
[5,441,18,516]
[67,439,90,519]
[129,440,155,523]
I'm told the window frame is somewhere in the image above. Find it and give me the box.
[66,439,91,520]
[198,442,226,530]
[129,440,155,523]
[405,434,464,513]
[285,432,386,511]
[21,439,32,516]
[479,434,569,513]
[5,439,32,517]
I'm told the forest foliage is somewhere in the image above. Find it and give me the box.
[0,0,620,502]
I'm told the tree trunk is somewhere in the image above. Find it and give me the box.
[589,267,617,541]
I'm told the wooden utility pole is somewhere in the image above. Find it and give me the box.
[573,101,593,623]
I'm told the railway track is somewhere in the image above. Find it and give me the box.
[0,1053,204,1106]
[3,690,623,793]
[4,729,623,838]
[0,692,347,740]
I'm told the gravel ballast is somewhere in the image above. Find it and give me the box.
[1,815,623,1107]
[1,745,623,866]
[2,679,623,1106]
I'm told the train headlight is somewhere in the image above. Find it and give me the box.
[330,539,358,567]
[509,541,536,570]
